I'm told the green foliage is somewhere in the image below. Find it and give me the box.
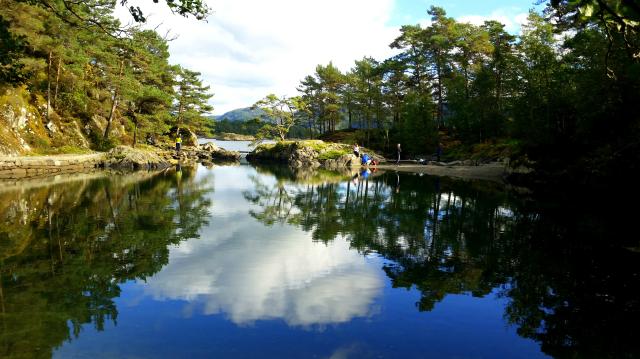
[252,94,307,141]
[173,66,214,137]
[36,145,93,155]
[287,3,639,186]
[0,1,214,151]
[0,15,26,83]
[0,169,212,358]
[317,148,349,160]
[395,91,438,155]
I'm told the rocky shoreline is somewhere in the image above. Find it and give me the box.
[0,139,529,184]
[244,140,527,183]
[0,153,105,179]
[0,142,242,179]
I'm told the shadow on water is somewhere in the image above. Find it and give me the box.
[245,164,640,359]
[0,167,212,359]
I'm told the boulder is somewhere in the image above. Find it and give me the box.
[211,148,241,161]
[183,129,199,147]
[200,142,220,152]
[103,146,170,170]
[288,142,320,168]
[325,154,360,169]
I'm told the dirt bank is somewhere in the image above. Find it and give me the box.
[374,162,508,183]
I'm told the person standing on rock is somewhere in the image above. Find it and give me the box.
[353,143,360,158]
[175,135,182,155]
[396,143,402,165]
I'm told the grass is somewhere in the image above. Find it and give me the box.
[132,143,160,152]
[443,138,519,162]
[33,145,94,155]
[318,148,350,160]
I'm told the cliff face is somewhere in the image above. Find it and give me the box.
[0,86,126,156]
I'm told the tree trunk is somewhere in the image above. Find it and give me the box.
[436,60,444,128]
[54,57,61,109]
[132,119,138,148]
[496,70,502,112]
[104,60,124,140]
[463,65,469,99]
[104,90,118,140]
[176,95,185,135]
[46,50,52,121]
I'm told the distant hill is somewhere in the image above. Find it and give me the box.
[213,107,268,122]
[208,106,311,139]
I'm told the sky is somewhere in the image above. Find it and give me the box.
[116,0,543,115]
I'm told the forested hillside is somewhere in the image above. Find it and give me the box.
[0,0,213,154]
[291,2,639,187]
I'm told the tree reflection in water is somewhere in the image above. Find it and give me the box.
[244,164,640,359]
[0,167,212,359]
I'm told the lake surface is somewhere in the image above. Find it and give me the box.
[0,164,638,358]
[197,139,271,152]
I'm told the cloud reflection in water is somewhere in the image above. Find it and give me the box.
[141,169,383,326]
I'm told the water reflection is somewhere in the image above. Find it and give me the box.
[141,165,382,326]
[142,231,382,326]
[0,168,212,358]
[0,164,637,359]
[245,165,640,359]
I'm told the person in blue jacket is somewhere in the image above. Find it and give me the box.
[361,153,371,165]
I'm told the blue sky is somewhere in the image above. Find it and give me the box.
[117,0,548,114]
[390,0,541,26]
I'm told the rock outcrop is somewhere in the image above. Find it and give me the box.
[247,140,384,169]
[103,146,170,170]
[181,142,241,163]
[0,87,125,156]
[247,141,321,168]
[324,154,361,169]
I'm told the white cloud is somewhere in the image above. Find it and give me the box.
[457,8,530,34]
[117,0,399,114]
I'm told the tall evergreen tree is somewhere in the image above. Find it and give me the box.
[173,67,214,137]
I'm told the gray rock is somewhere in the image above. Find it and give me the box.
[184,129,200,148]
[104,146,170,170]
[200,142,220,152]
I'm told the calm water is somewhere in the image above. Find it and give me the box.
[197,139,267,152]
[0,164,638,358]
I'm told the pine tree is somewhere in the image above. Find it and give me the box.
[173,67,214,137]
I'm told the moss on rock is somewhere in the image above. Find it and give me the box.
[247,140,383,168]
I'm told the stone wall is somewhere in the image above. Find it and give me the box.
[0,153,106,179]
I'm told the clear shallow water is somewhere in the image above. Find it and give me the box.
[0,164,638,358]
